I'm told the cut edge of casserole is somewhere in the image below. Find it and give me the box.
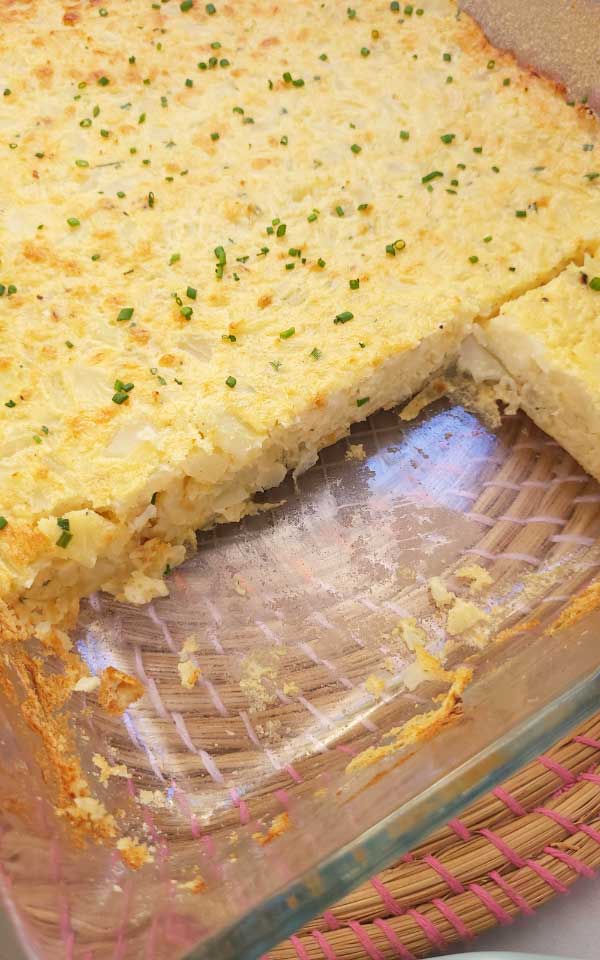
[471,254,600,484]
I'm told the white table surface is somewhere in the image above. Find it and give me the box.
[0,876,598,958]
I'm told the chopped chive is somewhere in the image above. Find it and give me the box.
[307,212,318,222]
[589,277,600,291]
[421,170,443,183]
[350,143,362,154]
[67,217,80,227]
[80,118,92,128]
[491,165,500,173]
[503,77,511,86]
[585,172,600,180]
[270,360,282,370]
[225,375,236,388]
[170,252,181,264]
[360,47,370,58]
[473,146,483,153]
[443,52,451,62]
[468,255,479,263]
[0,517,7,530]
[390,1,399,9]
[440,133,455,144]
[357,202,369,211]
[98,76,110,86]
[285,262,295,270]
[222,333,236,342]
[5,400,16,408]
[56,530,73,548]
[180,306,193,318]
[356,396,369,407]
[309,347,322,360]
[317,258,326,268]
[117,307,134,322]
[186,286,197,299]
[100,129,109,138]
[279,327,295,339]
[75,159,89,167]
[180,0,193,9]
[57,517,70,531]
[112,391,129,404]
[347,7,356,17]
[335,205,344,216]
[280,135,288,145]
[66,341,74,348]
[276,223,286,237]
[206,2,216,12]
[487,59,495,69]
[515,209,527,218]
[349,278,360,289]
[385,238,406,255]
[334,310,353,324]
[483,235,492,243]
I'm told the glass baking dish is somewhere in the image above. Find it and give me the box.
[1,396,599,960]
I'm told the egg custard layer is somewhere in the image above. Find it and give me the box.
[476,255,600,483]
[1,0,599,628]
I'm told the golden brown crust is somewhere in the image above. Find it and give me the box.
[97,666,144,716]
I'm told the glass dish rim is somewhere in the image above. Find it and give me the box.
[184,667,600,960]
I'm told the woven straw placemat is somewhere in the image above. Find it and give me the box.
[270,712,600,959]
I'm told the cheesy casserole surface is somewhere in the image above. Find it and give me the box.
[0,0,599,627]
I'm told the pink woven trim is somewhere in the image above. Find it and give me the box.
[373,918,416,960]
[537,754,577,784]
[289,935,311,960]
[370,877,403,915]
[448,817,472,840]
[432,897,474,941]
[580,771,600,786]
[479,827,526,868]
[423,854,465,894]
[492,785,527,817]
[543,846,595,879]
[489,870,534,917]
[573,735,600,750]
[579,822,600,845]
[525,858,569,894]
[347,921,385,960]
[534,806,578,834]
[407,908,447,950]
[322,911,340,931]
[311,929,338,960]
[469,882,513,925]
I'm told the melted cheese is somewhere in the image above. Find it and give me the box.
[0,0,599,623]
